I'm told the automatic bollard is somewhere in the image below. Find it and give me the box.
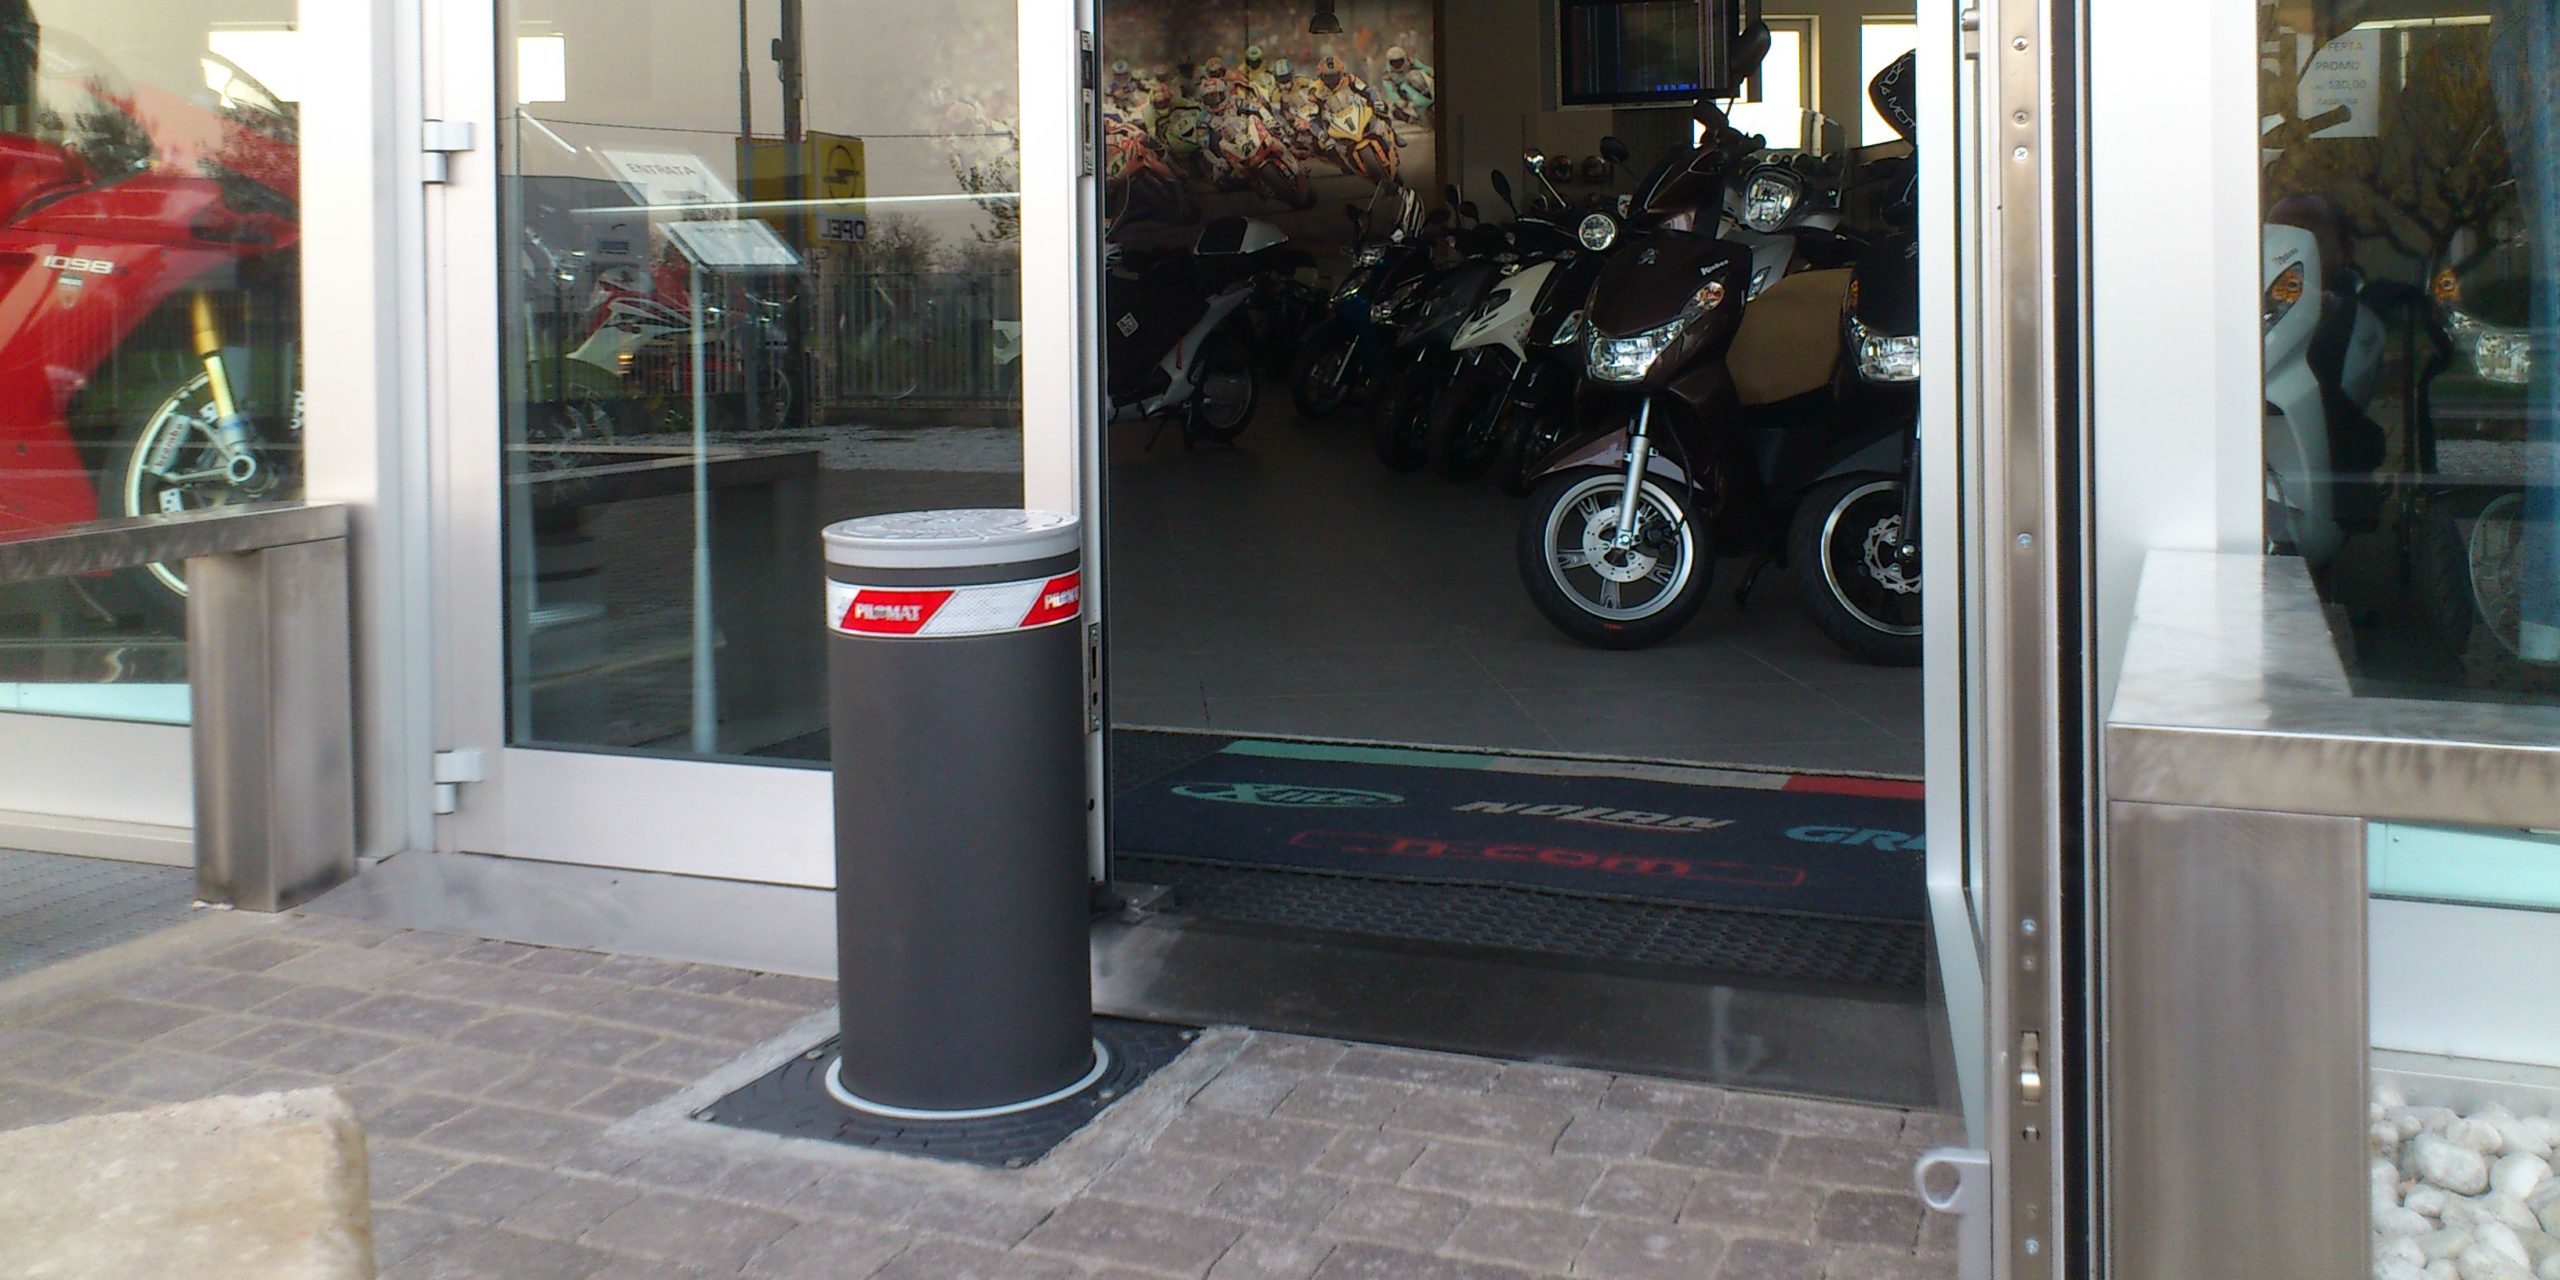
[821,509,1098,1117]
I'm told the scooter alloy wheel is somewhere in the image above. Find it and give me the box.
[1185,331,1258,445]
[1517,468,1709,649]
[1788,475,1922,666]
[1289,326,1363,420]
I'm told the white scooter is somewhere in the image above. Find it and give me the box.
[1102,215,1306,446]
[2261,114,2389,568]
[1424,164,1603,483]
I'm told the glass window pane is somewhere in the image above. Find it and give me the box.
[0,2,305,724]
[498,3,1024,762]
[1726,26,1807,146]
[1857,21,1916,148]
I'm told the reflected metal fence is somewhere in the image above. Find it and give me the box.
[816,270,1022,414]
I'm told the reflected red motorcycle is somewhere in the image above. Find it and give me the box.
[0,43,299,622]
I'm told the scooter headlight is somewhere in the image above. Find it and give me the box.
[2261,261,2304,334]
[1551,310,1585,347]
[1372,278,1425,324]
[1587,279,1724,383]
[1577,212,1619,252]
[1849,316,1921,383]
[1740,172,1801,233]
[2446,308,2533,385]
[1353,244,1390,266]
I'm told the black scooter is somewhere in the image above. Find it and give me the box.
[1290,187,1443,420]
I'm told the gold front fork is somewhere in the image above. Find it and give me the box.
[186,290,265,490]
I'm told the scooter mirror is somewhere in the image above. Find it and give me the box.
[1489,170,1513,201]
[1445,183,1463,210]
[1600,135,1631,165]
[1459,201,1480,222]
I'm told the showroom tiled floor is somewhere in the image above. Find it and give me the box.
[0,909,1962,1279]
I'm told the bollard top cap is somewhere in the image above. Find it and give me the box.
[823,509,1080,570]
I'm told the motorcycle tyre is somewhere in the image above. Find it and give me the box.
[1184,330,1258,445]
[1368,358,1436,471]
[2407,497,2479,668]
[1290,325,1364,421]
[1497,397,1568,498]
[1425,374,1505,482]
[1787,474,1923,667]
[1516,467,1710,650]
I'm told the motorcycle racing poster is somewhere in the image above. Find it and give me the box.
[1099,0,1438,260]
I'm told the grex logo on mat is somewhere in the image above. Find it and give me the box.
[1172,782,1404,808]
[1455,800,1734,834]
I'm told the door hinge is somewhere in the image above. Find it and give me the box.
[421,120,476,185]
[1077,30,1099,179]
[431,749,485,815]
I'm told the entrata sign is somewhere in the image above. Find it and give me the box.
[826,573,1080,638]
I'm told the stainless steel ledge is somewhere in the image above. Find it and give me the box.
[2104,551,2560,829]
[0,502,349,584]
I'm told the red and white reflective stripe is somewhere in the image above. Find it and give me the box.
[827,572,1082,638]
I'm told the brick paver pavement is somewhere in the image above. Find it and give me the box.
[0,911,1964,1279]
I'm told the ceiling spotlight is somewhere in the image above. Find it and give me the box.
[1309,2,1343,35]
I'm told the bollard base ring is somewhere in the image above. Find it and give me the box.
[824,1041,1113,1122]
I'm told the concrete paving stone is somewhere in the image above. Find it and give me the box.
[411,1160,576,1220]
[415,1102,605,1163]
[1553,1110,1668,1160]
[499,1172,647,1242]
[740,1218,908,1278]
[392,1225,618,1279]
[1208,1230,1337,1280]
[207,1018,319,1061]
[539,1019,668,1069]
[609,1144,737,1194]
[661,964,753,997]
[1581,1165,1696,1222]
[1208,1164,1352,1231]
[366,1142,463,1201]
[587,954,691,986]
[141,970,300,1013]
[1152,1109,1343,1167]
[454,940,541,967]
[1490,1063,1612,1107]
[578,1257,724,1280]
[1599,1077,1729,1120]
[1445,1204,1599,1274]
[349,1043,529,1096]
[1331,1046,1501,1093]
[732,973,837,1009]
[1386,1092,1575,1150]
[704,1153,830,1207]
[1233,1035,1349,1074]
[1822,1246,1955,1279]
[1816,1191,1925,1248]
[1025,1198,1245,1275]
[0,1027,78,1068]
[1317,1184,1471,1250]
[1712,1236,1829,1280]
[0,1082,108,1131]
[783,1168,932,1221]
[387,961,622,1016]
[1192,1062,1302,1116]
[371,930,481,958]
[1087,1151,1238,1209]
[1572,1220,1729,1280]
[267,1026,412,1076]
[1775,1136,1923,1192]
[331,993,493,1040]
[1311,1241,1540,1280]
[1919,1207,1960,1256]
[509,947,607,976]
[488,1059,612,1111]
[226,1065,340,1095]
[872,1238,1061,1280]
[1721,1093,1906,1144]
[897,1190,1057,1246]
[370,1206,461,1269]
[614,1034,743,1082]
[1403,1143,1605,1210]
[73,1048,254,1103]
[39,998,204,1043]
[1311,1131,1427,1182]
[1896,1111,1966,1149]
[1275,1073,1414,1128]
[249,983,372,1022]
[1649,1121,1784,1176]
[0,1030,126,1081]
[277,915,402,948]
[585,986,796,1043]
[579,1188,801,1273]
[1679,1172,1825,1239]
[570,1074,671,1119]
[112,967,226,1002]
[201,936,318,972]
[347,1088,474,1141]
[262,945,425,988]
[149,1012,265,1052]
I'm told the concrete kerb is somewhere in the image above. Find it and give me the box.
[609,1007,1249,1203]
[0,908,271,1026]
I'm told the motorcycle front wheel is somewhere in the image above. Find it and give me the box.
[1425,371,1507,481]
[1496,395,1570,497]
[101,371,301,629]
[1517,467,1709,649]
[1290,324,1365,421]
[1788,474,1922,666]
[1368,356,1436,470]
[1184,330,1258,445]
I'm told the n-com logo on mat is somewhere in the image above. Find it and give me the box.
[1171,782,1404,809]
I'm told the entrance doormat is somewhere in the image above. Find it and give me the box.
[694,1017,1196,1169]
[1113,737,1925,923]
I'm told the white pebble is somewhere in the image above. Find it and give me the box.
[2375,1263,2426,1280]
[2505,1155,2560,1198]
[2382,1238,2435,1267]
[2524,1118,2560,1153]
[2379,1084,2409,1108]
[2489,1194,2546,1233]
[2479,1222,2535,1269]
[2424,1134,2498,1195]
[2460,1243,2536,1280]
[2540,1195,2560,1239]
[2386,1207,2448,1235]
[2455,1202,2500,1229]
[2455,1119,2513,1156]
[2413,1188,2456,1218]
[2522,1230,2560,1264]
[2486,1111,2555,1160]
[2431,1229,2484,1262]
[2539,1256,2560,1280]
[2438,1262,2469,1280]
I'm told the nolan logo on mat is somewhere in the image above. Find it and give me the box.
[1172,782,1404,809]
[1456,800,1734,834]
[1787,825,1924,851]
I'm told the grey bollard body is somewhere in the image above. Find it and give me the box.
[822,509,1095,1116]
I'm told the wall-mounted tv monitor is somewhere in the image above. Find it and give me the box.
[1556,0,1731,108]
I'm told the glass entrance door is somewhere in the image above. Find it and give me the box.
[433,0,1091,883]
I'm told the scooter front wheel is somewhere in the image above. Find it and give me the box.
[1184,331,1258,445]
[1290,325,1363,421]
[1788,474,1922,666]
[1368,359,1436,470]
[1516,468,1709,649]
